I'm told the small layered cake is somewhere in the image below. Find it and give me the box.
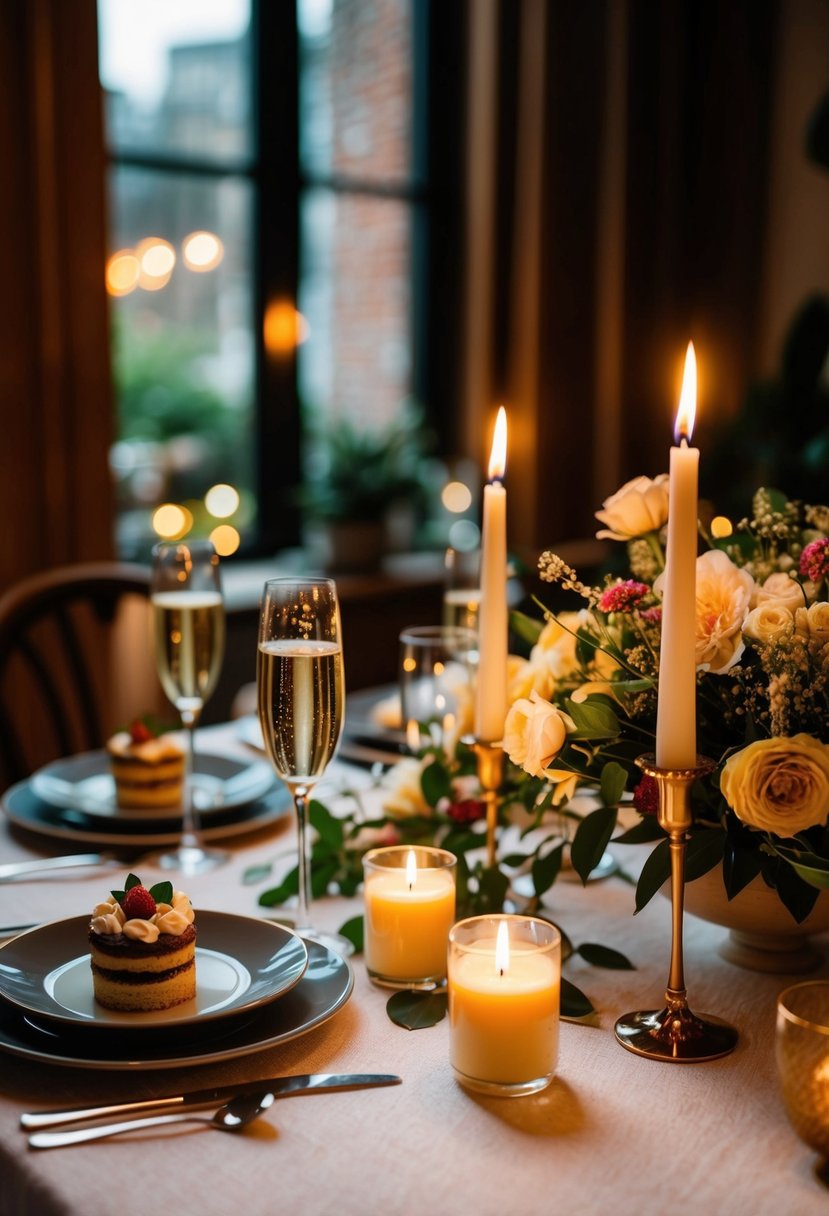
[89,874,196,1012]
[107,721,185,810]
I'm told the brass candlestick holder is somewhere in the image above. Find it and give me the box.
[614,754,739,1062]
[467,738,504,867]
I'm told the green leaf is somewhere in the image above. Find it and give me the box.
[476,864,510,913]
[774,856,822,921]
[599,761,628,808]
[258,866,299,906]
[421,759,453,807]
[531,843,564,896]
[125,873,141,891]
[509,609,543,648]
[386,990,448,1030]
[570,807,617,885]
[634,838,671,912]
[242,863,274,886]
[722,839,764,899]
[685,829,726,881]
[614,818,665,845]
[311,858,339,899]
[772,846,829,892]
[338,915,364,954]
[309,800,344,849]
[148,881,173,905]
[110,890,125,905]
[576,942,635,970]
[560,978,595,1019]
[564,698,621,739]
[501,851,532,868]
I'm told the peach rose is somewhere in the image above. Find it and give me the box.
[721,734,829,835]
[751,571,807,614]
[503,690,574,778]
[595,474,670,541]
[795,601,829,647]
[381,758,433,820]
[692,550,754,673]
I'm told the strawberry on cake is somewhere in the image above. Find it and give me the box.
[89,874,196,1011]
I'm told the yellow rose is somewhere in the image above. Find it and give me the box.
[742,603,794,645]
[595,474,670,541]
[503,690,574,779]
[795,601,829,646]
[751,571,807,614]
[721,734,829,835]
[381,758,432,820]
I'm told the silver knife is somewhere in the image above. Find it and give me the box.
[20,1073,402,1129]
[0,854,107,882]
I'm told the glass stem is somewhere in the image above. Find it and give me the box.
[293,784,313,935]
[180,706,202,852]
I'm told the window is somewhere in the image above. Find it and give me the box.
[98,0,463,561]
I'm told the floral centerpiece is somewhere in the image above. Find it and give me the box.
[500,478,829,924]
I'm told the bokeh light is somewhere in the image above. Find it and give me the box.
[448,519,481,550]
[152,503,193,539]
[136,237,176,291]
[209,524,241,556]
[204,483,240,519]
[182,231,224,272]
[711,515,733,539]
[264,299,310,355]
[441,481,473,514]
[105,250,140,297]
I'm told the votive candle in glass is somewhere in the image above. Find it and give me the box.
[363,846,457,989]
[776,980,829,1161]
[448,914,561,1096]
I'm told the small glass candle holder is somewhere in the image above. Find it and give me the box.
[448,914,561,1097]
[776,980,829,1164]
[399,625,477,752]
[363,845,457,989]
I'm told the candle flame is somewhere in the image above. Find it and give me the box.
[406,849,417,889]
[674,341,697,444]
[487,406,508,482]
[495,919,510,975]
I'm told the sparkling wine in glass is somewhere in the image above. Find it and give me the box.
[257,577,352,954]
[151,539,227,874]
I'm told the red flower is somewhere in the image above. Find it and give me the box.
[641,606,663,625]
[447,798,486,824]
[633,774,659,817]
[598,580,650,614]
[799,538,829,584]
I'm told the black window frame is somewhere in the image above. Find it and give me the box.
[103,0,466,558]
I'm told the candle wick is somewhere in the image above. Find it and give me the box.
[680,435,689,449]
[408,882,412,892]
[499,967,504,977]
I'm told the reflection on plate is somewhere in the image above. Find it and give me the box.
[0,940,352,1069]
[0,912,308,1030]
[1,780,292,848]
[30,751,274,820]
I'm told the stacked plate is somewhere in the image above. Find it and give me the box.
[0,912,353,1069]
[1,751,291,848]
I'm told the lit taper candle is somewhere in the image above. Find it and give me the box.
[656,342,699,769]
[475,406,508,742]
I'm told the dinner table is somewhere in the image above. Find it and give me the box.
[0,715,827,1216]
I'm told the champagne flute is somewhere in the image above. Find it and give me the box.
[151,539,227,874]
[257,577,352,955]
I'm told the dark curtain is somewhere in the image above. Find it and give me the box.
[0,0,114,592]
[464,0,778,558]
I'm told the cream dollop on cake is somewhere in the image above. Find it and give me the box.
[89,875,196,1012]
[107,721,185,810]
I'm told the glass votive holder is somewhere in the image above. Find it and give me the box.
[776,980,829,1162]
[448,914,561,1097]
[399,625,477,751]
[363,845,457,990]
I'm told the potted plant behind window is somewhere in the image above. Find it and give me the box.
[301,408,430,573]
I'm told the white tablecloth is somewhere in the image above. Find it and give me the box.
[0,723,827,1216]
